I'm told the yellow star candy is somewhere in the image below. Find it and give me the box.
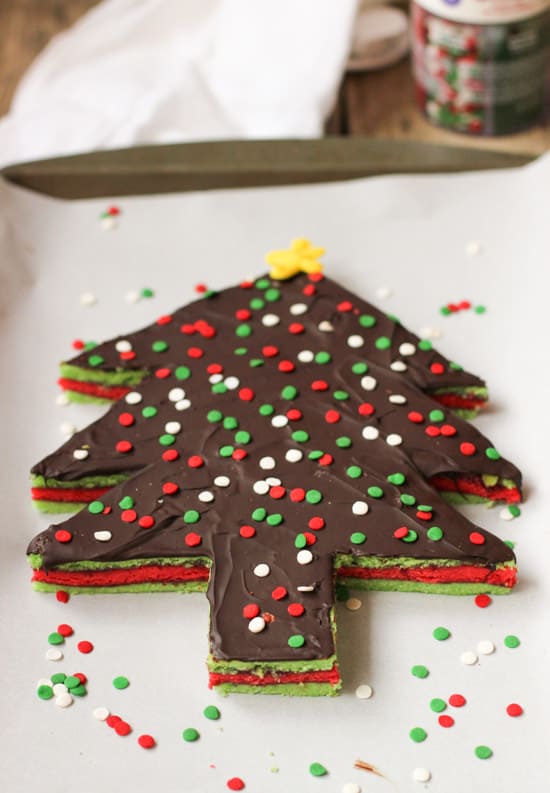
[266,238,325,281]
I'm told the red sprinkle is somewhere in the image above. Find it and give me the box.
[139,515,155,529]
[55,530,72,544]
[408,411,424,423]
[303,284,316,296]
[239,525,256,539]
[72,339,85,350]
[272,587,287,601]
[162,449,180,462]
[77,640,93,654]
[73,672,87,684]
[156,314,173,325]
[290,488,305,503]
[270,486,286,500]
[185,533,202,547]
[56,590,70,603]
[106,715,122,728]
[243,604,260,619]
[506,703,523,717]
[474,594,492,609]
[311,380,329,392]
[239,388,254,402]
[162,482,179,495]
[460,442,477,456]
[138,734,156,749]
[232,449,247,461]
[393,527,409,539]
[325,410,340,424]
[338,300,353,312]
[195,283,207,293]
[262,345,279,358]
[116,440,133,454]
[358,402,374,416]
[287,603,305,617]
[227,778,245,791]
[155,367,171,379]
[235,309,251,321]
[188,455,204,468]
[57,624,73,637]
[286,408,302,421]
[278,360,295,372]
[440,424,457,437]
[115,721,132,736]
[288,322,304,335]
[438,715,455,728]
[121,509,137,523]
[187,347,204,359]
[469,531,485,545]
[449,694,466,708]
[430,362,445,375]
[309,517,325,530]
[425,425,441,437]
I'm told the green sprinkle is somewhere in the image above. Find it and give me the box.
[508,505,521,517]
[417,504,433,513]
[409,727,427,743]
[306,490,322,504]
[249,358,264,368]
[418,339,432,351]
[359,314,376,328]
[449,361,463,370]
[411,665,429,679]
[264,288,280,302]
[433,626,451,641]
[219,445,234,457]
[440,306,452,316]
[350,532,366,545]
[182,728,199,742]
[71,684,87,697]
[308,450,323,460]
[429,409,445,422]
[88,500,104,514]
[315,351,331,364]
[485,447,501,460]
[259,404,274,416]
[65,676,81,690]
[292,430,309,443]
[203,705,220,721]
[118,496,134,510]
[50,673,66,685]
[255,278,270,290]
[352,362,368,374]
[266,513,283,526]
[211,383,227,394]
[113,676,130,690]
[141,288,154,298]
[427,526,443,541]
[207,409,223,423]
[336,436,352,448]
[151,340,168,352]
[288,635,305,648]
[159,433,175,446]
[475,745,492,759]
[234,347,247,356]
[223,416,238,430]
[249,297,265,310]
[174,366,191,380]
[38,685,54,700]
[142,406,157,418]
[88,354,104,367]
[84,340,97,350]
[375,336,391,350]
[367,486,383,498]
[504,634,520,648]
[309,762,328,777]
[347,466,362,479]
[235,324,252,338]
[48,632,64,645]
[295,534,307,549]
[400,494,416,506]
[183,510,200,524]
[333,390,349,401]
[281,385,298,400]
[387,472,405,486]
[430,698,447,713]
[252,508,267,522]
[402,529,418,543]
[474,305,487,315]
[235,430,251,444]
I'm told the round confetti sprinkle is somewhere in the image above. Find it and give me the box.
[138,734,156,749]
[475,594,492,608]
[309,762,328,777]
[477,640,495,655]
[77,641,94,654]
[474,745,493,760]
[93,706,110,721]
[297,549,313,565]
[113,676,130,690]
[56,590,69,603]
[412,768,431,783]
[341,785,361,793]
[45,648,63,661]
[460,651,478,665]
[288,634,305,648]
[346,597,362,611]
[504,634,520,648]
[227,778,245,791]
[449,694,466,708]
[38,684,54,700]
[253,563,270,577]
[430,698,447,713]
[355,684,373,699]
[506,703,523,717]
[115,721,132,736]
[409,727,427,743]
[433,626,450,641]
[248,616,266,634]
[411,665,429,679]
[52,683,68,696]
[48,632,64,646]
[203,705,221,720]
[55,692,73,708]
[182,728,200,742]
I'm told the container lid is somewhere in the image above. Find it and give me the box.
[413,0,549,25]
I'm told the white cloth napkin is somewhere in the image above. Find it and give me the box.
[0,0,357,167]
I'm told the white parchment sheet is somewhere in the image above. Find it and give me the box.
[1,155,549,793]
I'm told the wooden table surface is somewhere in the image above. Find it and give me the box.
[2,0,549,157]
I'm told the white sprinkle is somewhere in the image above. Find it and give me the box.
[259,456,276,471]
[115,340,132,353]
[375,286,392,300]
[253,480,270,495]
[253,563,270,578]
[165,421,181,434]
[52,683,68,696]
[55,692,73,708]
[55,392,69,407]
[265,477,281,487]
[352,501,369,515]
[80,292,97,307]
[73,449,89,460]
[94,530,112,542]
[209,374,223,384]
[262,314,280,327]
[214,476,230,488]
[342,784,361,793]
[399,342,416,357]
[499,506,516,521]
[297,585,316,592]
[198,491,214,503]
[362,426,379,440]
[175,398,191,411]
[45,648,63,662]
[60,422,76,437]
[466,240,483,257]
[347,335,364,349]
[412,767,431,783]
[477,640,495,655]
[420,326,442,339]
[124,290,140,304]
[386,433,403,446]
[286,449,303,463]
[460,650,478,665]
[100,215,117,231]
[390,360,407,372]
[93,706,110,721]
[271,415,288,428]
[346,597,362,611]
[361,375,377,391]
[297,550,313,565]
[318,320,334,332]
[248,616,266,634]
[297,350,314,363]
[224,376,240,390]
[125,391,142,405]
[355,684,373,699]
[388,394,407,405]
[168,387,185,402]
[289,303,308,315]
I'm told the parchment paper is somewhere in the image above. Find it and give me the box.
[1,155,549,793]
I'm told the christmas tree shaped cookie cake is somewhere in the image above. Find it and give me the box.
[28,240,521,695]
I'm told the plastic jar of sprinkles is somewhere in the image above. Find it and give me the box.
[412,0,550,135]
